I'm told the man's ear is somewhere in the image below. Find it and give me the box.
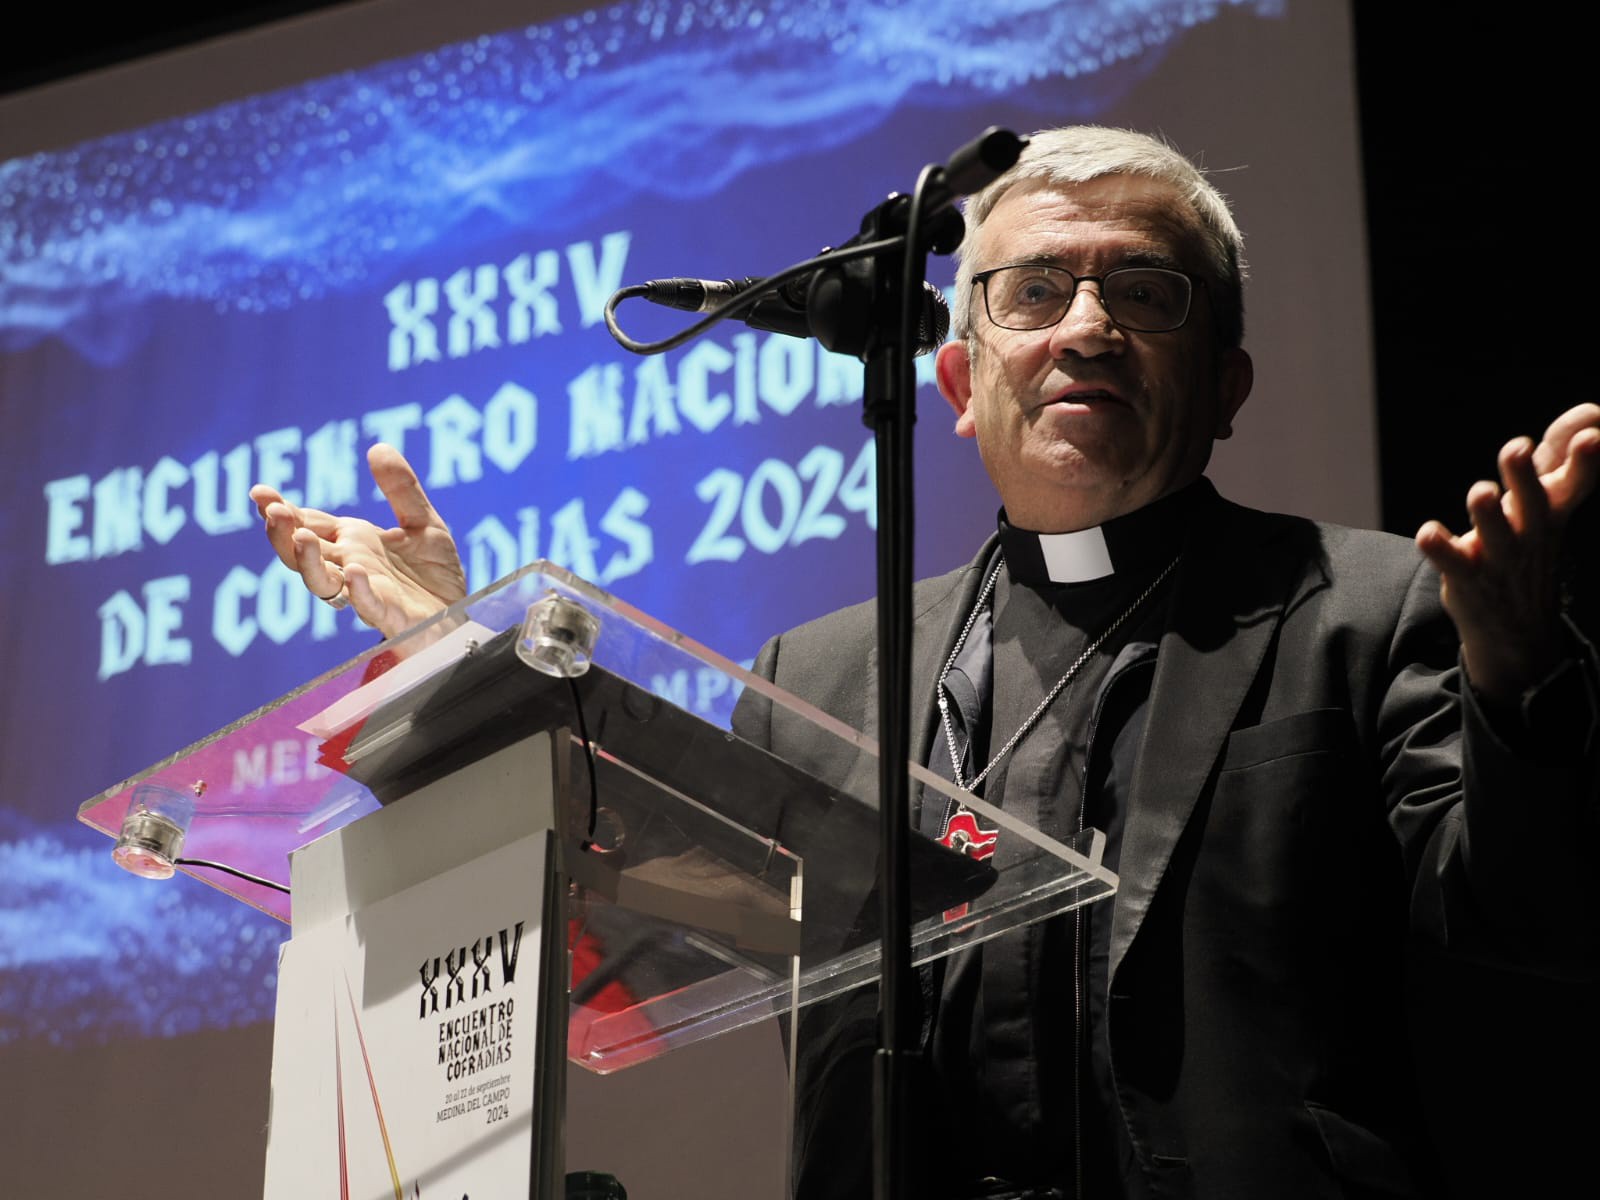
[936,340,978,439]
[1213,346,1253,440]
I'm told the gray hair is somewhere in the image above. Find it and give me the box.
[950,126,1247,347]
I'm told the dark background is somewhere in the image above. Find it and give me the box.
[4,4,1593,1195]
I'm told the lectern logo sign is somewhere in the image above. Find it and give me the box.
[418,922,526,1018]
[332,976,477,1199]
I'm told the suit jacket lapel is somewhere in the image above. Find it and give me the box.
[845,540,997,806]
[1109,504,1314,979]
[913,540,999,763]
[858,538,999,759]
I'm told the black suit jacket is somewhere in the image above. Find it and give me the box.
[735,490,1597,1199]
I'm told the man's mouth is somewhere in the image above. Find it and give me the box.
[1046,385,1124,408]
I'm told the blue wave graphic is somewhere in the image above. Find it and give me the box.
[0,814,282,1046]
[0,0,1282,1048]
[0,0,1280,361]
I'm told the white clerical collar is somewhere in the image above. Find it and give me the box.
[996,479,1213,588]
[1035,525,1113,583]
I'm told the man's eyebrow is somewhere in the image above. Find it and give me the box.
[988,248,1187,271]
[1005,252,1068,268]
[1118,248,1184,270]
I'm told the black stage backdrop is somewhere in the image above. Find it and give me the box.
[1352,7,1599,1199]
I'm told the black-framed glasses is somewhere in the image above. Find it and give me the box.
[972,264,1198,333]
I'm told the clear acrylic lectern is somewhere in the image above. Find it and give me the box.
[78,562,1118,1198]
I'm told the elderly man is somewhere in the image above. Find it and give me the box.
[254,127,1598,1199]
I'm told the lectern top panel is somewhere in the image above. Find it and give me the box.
[79,562,1115,1068]
[76,561,816,917]
[80,562,1106,918]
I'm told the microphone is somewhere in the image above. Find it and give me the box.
[641,274,951,356]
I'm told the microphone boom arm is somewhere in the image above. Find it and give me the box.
[603,235,907,356]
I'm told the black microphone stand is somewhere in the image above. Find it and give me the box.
[603,125,1027,1200]
[802,128,1026,1200]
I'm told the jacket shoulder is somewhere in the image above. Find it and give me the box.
[759,554,988,674]
[1214,497,1429,594]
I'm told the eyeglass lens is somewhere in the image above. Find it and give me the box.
[982,266,1191,332]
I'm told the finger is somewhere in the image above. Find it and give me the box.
[257,491,342,542]
[1466,480,1517,560]
[1530,424,1600,515]
[250,484,285,521]
[369,443,445,531]
[1543,425,1600,514]
[258,500,304,570]
[292,527,347,600]
[342,561,390,632]
[284,504,342,539]
[1530,402,1600,475]
[1498,436,1548,536]
[1415,520,1474,577]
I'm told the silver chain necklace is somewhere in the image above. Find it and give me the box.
[936,552,1181,792]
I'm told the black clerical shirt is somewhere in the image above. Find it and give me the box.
[921,481,1209,1200]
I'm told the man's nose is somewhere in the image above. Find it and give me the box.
[1048,282,1123,357]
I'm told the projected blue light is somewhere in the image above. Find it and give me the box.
[0,0,1276,359]
[0,0,1282,1048]
[0,814,280,1046]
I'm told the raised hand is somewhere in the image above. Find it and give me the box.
[249,443,468,639]
[1416,403,1600,701]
